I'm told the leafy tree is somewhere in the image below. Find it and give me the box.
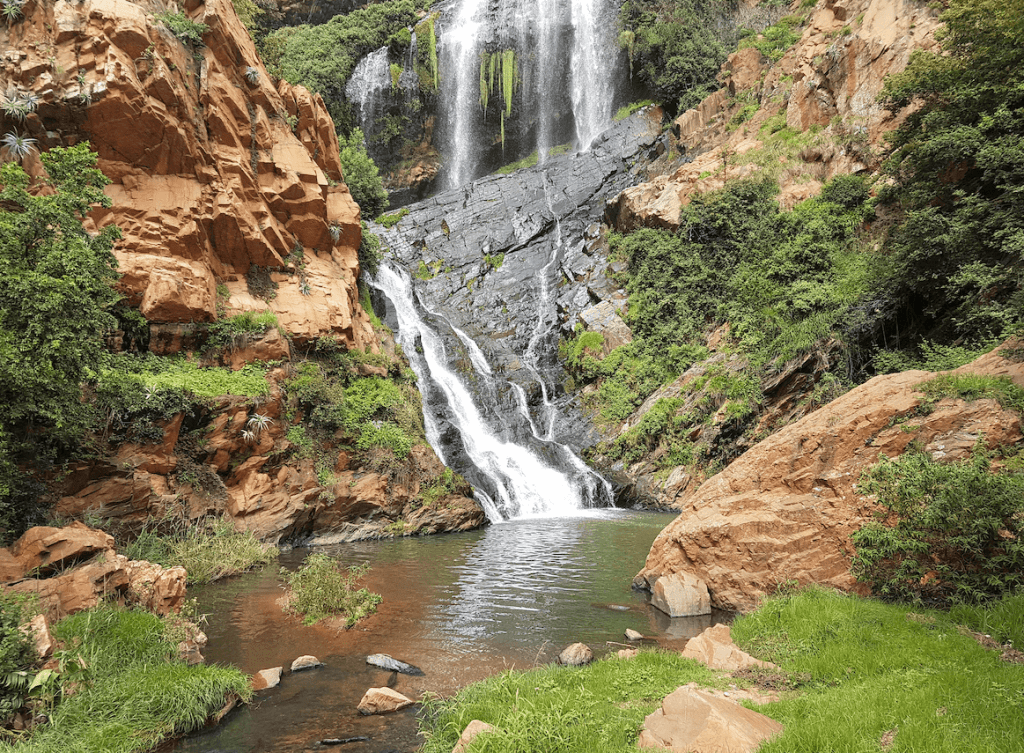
[618,0,736,113]
[339,128,389,219]
[879,0,1024,343]
[0,144,121,537]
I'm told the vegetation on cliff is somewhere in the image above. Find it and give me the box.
[0,146,120,536]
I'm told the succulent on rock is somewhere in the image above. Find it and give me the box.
[1,0,25,24]
[1,131,36,161]
[244,66,260,85]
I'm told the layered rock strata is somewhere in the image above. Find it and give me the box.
[0,0,374,348]
[637,344,1024,612]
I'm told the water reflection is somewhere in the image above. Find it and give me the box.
[175,511,726,753]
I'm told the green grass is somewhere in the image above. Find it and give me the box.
[124,517,278,585]
[419,651,724,753]
[918,373,1024,415]
[375,207,409,228]
[495,151,538,174]
[950,591,1024,648]
[1,605,251,753]
[614,100,654,121]
[732,588,1024,753]
[282,554,382,626]
[136,359,270,399]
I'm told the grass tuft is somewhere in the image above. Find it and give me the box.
[282,554,382,626]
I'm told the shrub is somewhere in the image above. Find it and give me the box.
[282,554,382,626]
[339,129,388,218]
[0,593,35,721]
[852,446,1024,603]
[155,12,209,46]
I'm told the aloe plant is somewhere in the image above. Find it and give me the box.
[2,131,36,161]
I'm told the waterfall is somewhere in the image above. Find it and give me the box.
[345,47,391,139]
[441,0,487,189]
[570,0,617,150]
[369,263,612,521]
[439,0,621,188]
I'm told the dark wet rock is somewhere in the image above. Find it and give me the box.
[319,737,371,746]
[371,110,664,466]
[365,653,425,676]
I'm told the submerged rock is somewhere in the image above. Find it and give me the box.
[365,653,425,676]
[357,687,414,715]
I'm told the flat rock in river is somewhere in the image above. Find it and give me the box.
[365,653,425,676]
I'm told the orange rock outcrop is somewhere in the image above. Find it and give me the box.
[637,344,1024,612]
[0,0,374,348]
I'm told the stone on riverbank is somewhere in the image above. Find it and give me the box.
[453,720,499,753]
[557,643,594,666]
[625,628,644,641]
[357,687,414,715]
[650,572,711,617]
[682,624,777,672]
[638,683,783,752]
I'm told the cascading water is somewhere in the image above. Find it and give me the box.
[570,0,617,150]
[368,263,612,521]
[439,0,622,188]
[345,47,392,141]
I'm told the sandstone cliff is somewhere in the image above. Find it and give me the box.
[636,343,1024,612]
[0,0,374,347]
[608,0,942,228]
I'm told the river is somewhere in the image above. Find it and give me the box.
[172,510,725,752]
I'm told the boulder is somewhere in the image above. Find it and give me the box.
[453,720,499,753]
[557,643,594,667]
[6,555,130,618]
[625,628,644,641]
[650,572,712,618]
[681,624,777,672]
[126,560,187,616]
[252,667,283,691]
[638,683,784,752]
[9,522,114,577]
[357,687,414,715]
[639,344,1024,611]
[291,655,323,672]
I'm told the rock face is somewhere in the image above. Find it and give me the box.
[681,625,776,673]
[637,345,1024,612]
[357,687,414,715]
[53,368,485,545]
[650,572,712,618]
[1,524,187,619]
[638,684,784,752]
[607,0,943,230]
[0,0,375,349]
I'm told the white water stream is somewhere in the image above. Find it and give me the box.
[369,263,611,521]
[345,47,391,140]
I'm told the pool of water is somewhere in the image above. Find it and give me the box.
[173,510,726,753]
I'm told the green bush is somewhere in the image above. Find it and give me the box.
[0,593,36,722]
[204,310,279,350]
[618,0,735,112]
[852,446,1024,603]
[375,208,409,229]
[155,12,209,46]
[282,554,382,626]
[738,14,803,62]
[339,129,388,218]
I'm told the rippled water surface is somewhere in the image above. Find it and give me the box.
[173,510,725,753]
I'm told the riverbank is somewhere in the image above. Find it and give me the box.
[419,588,1024,752]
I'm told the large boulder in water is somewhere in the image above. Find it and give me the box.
[357,687,414,715]
[650,572,711,618]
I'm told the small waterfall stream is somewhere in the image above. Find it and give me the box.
[369,263,612,521]
[345,47,392,140]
